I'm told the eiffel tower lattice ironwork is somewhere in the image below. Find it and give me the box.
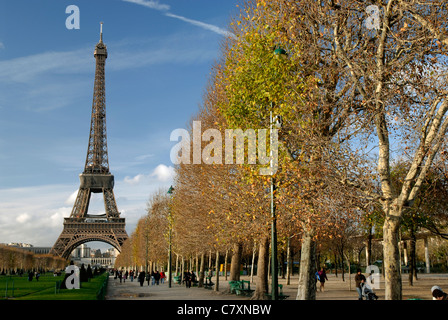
[51,24,128,259]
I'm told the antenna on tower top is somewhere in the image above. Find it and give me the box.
[100,22,103,42]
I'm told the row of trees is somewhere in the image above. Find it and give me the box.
[0,245,66,274]
[116,0,448,299]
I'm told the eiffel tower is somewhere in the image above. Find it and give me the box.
[51,23,128,259]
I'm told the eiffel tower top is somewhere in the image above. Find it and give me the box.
[94,22,107,58]
[84,22,110,174]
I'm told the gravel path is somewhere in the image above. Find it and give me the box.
[105,272,448,300]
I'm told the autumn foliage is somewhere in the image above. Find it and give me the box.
[116,0,448,300]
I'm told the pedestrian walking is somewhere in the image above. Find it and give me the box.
[184,271,192,288]
[138,270,145,287]
[146,272,151,286]
[154,270,161,285]
[314,271,320,290]
[160,271,166,284]
[151,271,156,285]
[318,267,328,292]
[191,271,197,286]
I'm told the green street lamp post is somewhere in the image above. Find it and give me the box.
[167,185,174,288]
[269,46,286,300]
[269,109,278,301]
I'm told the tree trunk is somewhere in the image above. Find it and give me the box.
[367,223,373,267]
[224,250,228,281]
[281,251,286,279]
[214,250,220,292]
[230,242,242,281]
[344,253,352,291]
[334,253,338,278]
[198,252,205,287]
[296,230,317,300]
[252,237,269,300]
[250,243,256,283]
[339,243,345,282]
[383,214,402,300]
[286,238,291,285]
[409,228,418,285]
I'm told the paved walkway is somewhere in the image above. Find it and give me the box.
[105,272,448,300]
[105,276,249,300]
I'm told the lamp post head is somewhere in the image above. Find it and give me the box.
[167,186,174,194]
[274,47,287,59]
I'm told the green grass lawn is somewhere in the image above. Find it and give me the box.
[0,272,109,300]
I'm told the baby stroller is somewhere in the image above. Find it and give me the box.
[361,282,378,300]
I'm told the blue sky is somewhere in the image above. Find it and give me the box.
[0,0,239,250]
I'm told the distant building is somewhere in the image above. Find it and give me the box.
[71,244,91,259]
[4,242,116,268]
[6,243,52,255]
[70,244,117,268]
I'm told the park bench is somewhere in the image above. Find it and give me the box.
[233,280,254,297]
[229,280,240,294]
[173,276,181,285]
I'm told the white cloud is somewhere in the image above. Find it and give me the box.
[122,0,170,11]
[0,33,218,115]
[0,49,91,83]
[151,164,175,182]
[0,34,217,86]
[124,174,146,185]
[0,42,4,50]
[50,207,72,227]
[16,213,31,224]
[0,185,80,245]
[65,189,79,205]
[123,164,175,185]
[135,154,154,161]
[165,12,235,39]
[122,0,235,38]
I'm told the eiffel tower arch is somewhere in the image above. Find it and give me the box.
[51,24,128,259]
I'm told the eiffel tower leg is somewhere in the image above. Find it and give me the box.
[71,188,91,218]
[50,230,72,258]
[103,188,119,218]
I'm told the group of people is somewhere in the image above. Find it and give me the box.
[355,268,448,301]
[183,270,198,288]
[113,269,166,286]
[355,269,378,300]
[27,270,40,282]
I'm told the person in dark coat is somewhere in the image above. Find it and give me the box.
[154,270,161,285]
[432,288,448,300]
[355,269,367,300]
[317,267,328,292]
[184,271,192,288]
[138,270,146,287]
